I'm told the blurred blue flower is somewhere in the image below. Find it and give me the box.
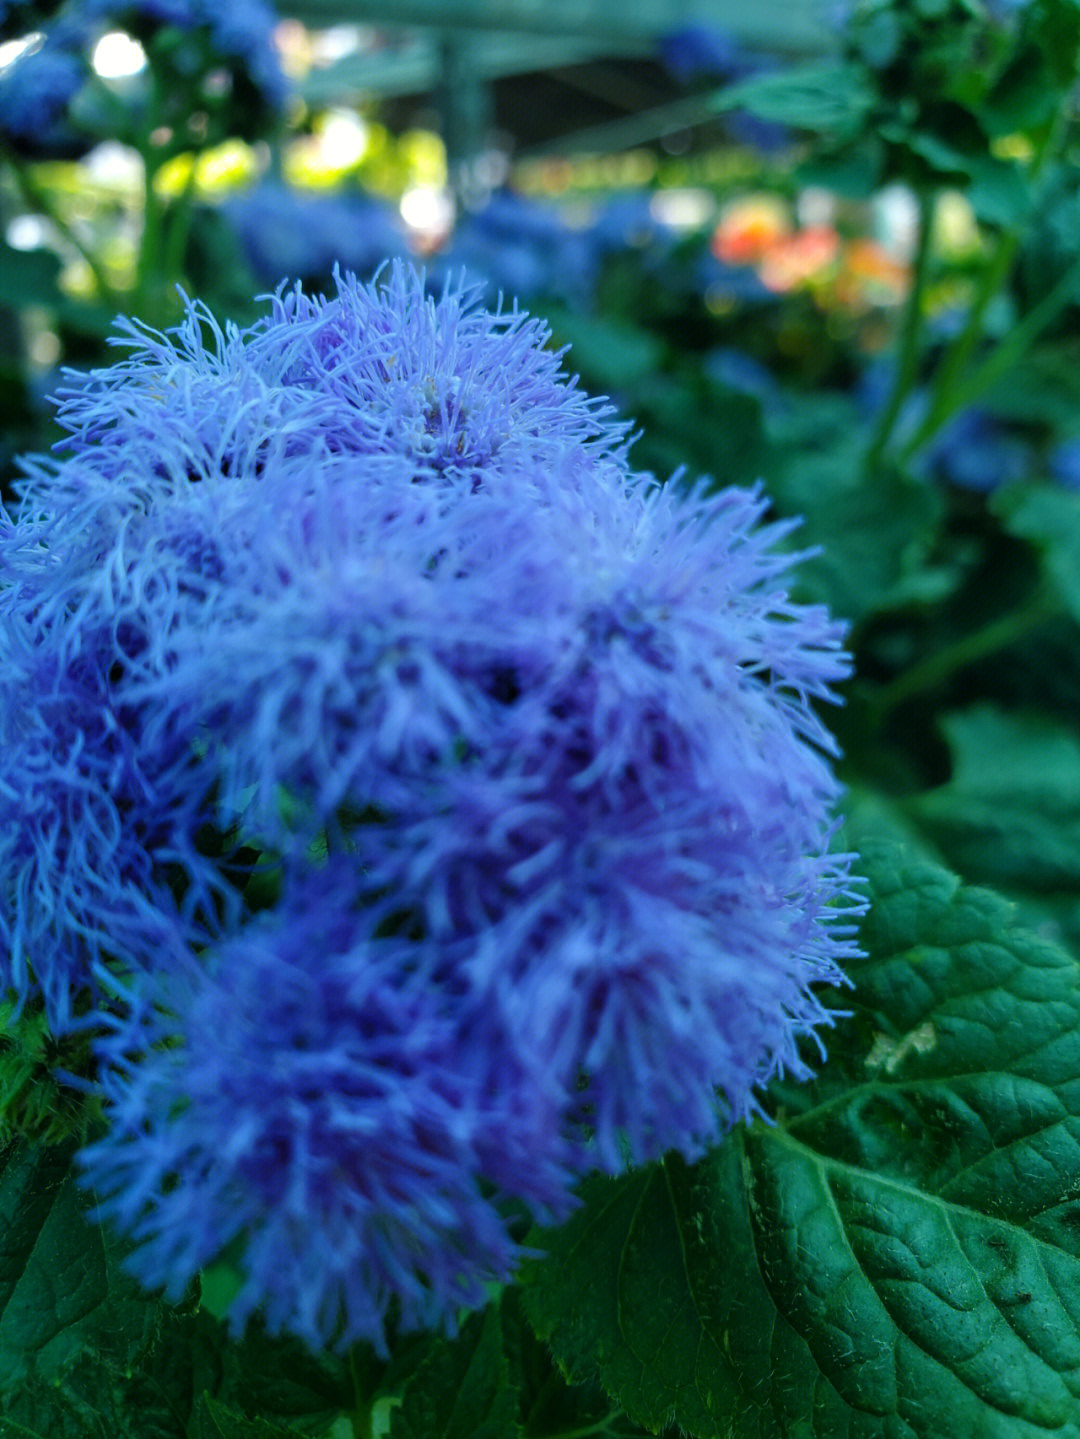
[921,405,1031,491]
[0,35,88,157]
[721,109,792,154]
[1048,437,1080,490]
[984,0,1032,17]
[657,25,758,83]
[589,188,679,263]
[220,181,407,286]
[856,361,1032,490]
[3,263,861,1351]
[657,24,790,152]
[694,250,777,305]
[432,189,598,304]
[82,0,287,106]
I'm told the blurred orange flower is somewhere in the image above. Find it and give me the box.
[757,226,840,292]
[711,193,790,265]
[834,237,910,308]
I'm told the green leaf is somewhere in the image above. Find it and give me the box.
[0,1000,101,1147]
[982,340,1080,428]
[547,310,665,394]
[499,1287,617,1439]
[630,372,770,492]
[981,43,1062,135]
[0,244,62,308]
[856,9,904,69]
[389,1305,521,1439]
[212,1316,352,1433]
[0,1138,155,1389]
[799,137,885,198]
[192,1393,316,1439]
[880,122,972,178]
[993,482,1080,623]
[966,154,1034,227]
[522,835,1080,1436]
[0,1140,352,1435]
[711,63,874,140]
[763,412,952,620]
[909,704,1080,891]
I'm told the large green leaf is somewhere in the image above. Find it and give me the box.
[522,837,1080,1437]
[192,1393,316,1439]
[0,1139,155,1390]
[389,1305,521,1439]
[0,244,62,309]
[993,483,1080,625]
[546,310,665,394]
[711,64,874,141]
[763,415,953,621]
[909,704,1080,891]
[0,1139,353,1434]
[982,341,1080,428]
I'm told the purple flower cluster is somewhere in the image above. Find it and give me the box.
[1,263,862,1352]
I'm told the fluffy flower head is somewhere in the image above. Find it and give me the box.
[1,262,863,1352]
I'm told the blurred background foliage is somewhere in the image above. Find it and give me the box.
[5,0,1080,949]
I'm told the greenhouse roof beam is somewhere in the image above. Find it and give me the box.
[298,31,646,104]
[285,0,833,54]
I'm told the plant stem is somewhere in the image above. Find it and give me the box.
[908,229,1019,453]
[895,111,1068,464]
[860,583,1061,728]
[898,250,1080,462]
[160,150,200,294]
[135,146,166,316]
[861,188,935,477]
[349,1404,373,1439]
[3,150,121,307]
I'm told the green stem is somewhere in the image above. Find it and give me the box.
[898,248,1080,462]
[897,113,1067,464]
[160,150,200,293]
[913,230,1019,447]
[133,51,173,321]
[3,150,121,307]
[347,1348,374,1439]
[860,583,1061,728]
[136,148,166,315]
[861,188,936,477]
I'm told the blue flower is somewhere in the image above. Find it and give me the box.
[81,0,287,107]
[0,35,88,157]
[921,405,1031,491]
[856,361,1032,491]
[431,189,598,305]
[657,25,757,83]
[1048,437,1080,490]
[2,263,862,1351]
[984,0,1032,16]
[78,859,572,1354]
[656,25,790,151]
[220,180,407,287]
